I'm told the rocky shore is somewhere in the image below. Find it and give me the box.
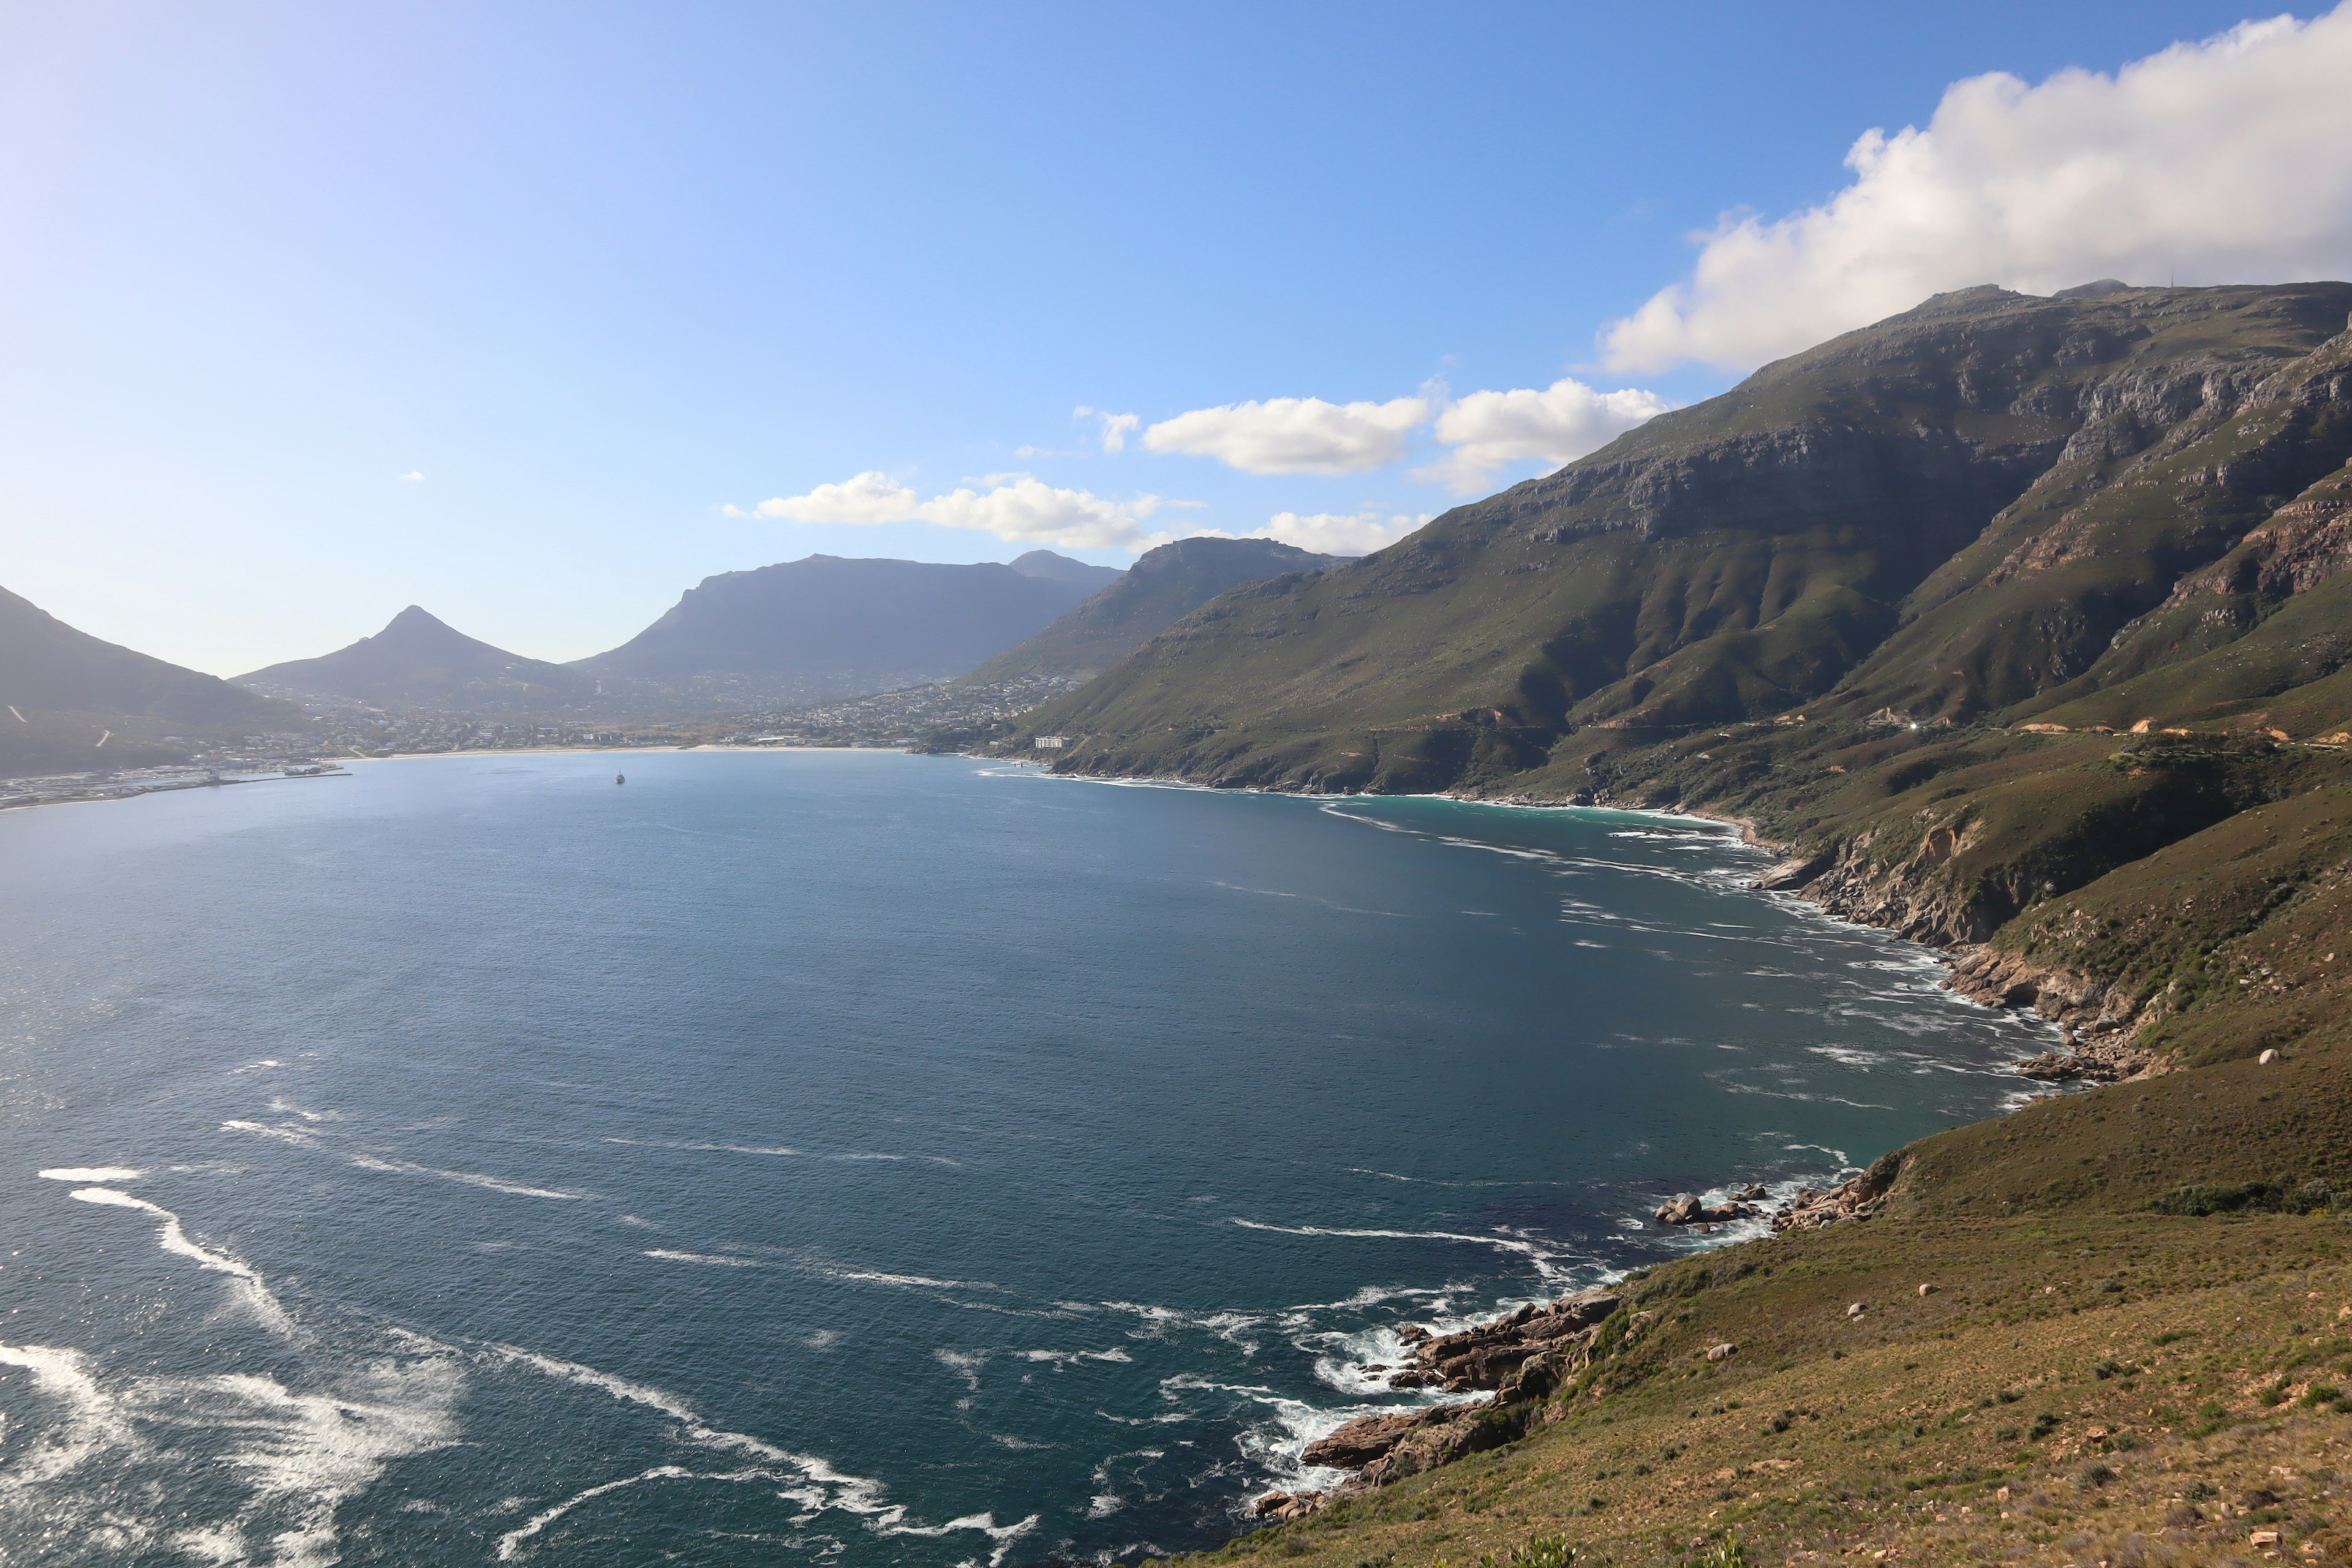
[1253,1158,1912,1523]
[1253,1286,1629,1523]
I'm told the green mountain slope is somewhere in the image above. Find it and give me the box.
[966,536,1339,682]
[1011,284,2352,793]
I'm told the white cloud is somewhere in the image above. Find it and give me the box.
[399,470,425,482]
[1249,510,1429,556]
[735,470,919,525]
[1603,7,2352,372]
[730,470,1166,551]
[1419,379,1672,493]
[1071,406,1142,454]
[1144,396,1430,475]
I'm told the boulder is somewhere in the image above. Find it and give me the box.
[1706,1342,1737,1362]
[1250,1490,1322,1522]
[1299,1406,1455,1469]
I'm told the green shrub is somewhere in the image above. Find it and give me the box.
[1475,1532,1574,1568]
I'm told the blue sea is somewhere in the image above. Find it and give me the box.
[0,750,2058,1566]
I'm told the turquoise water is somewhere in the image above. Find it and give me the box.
[0,751,2055,1566]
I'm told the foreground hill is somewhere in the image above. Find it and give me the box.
[238,605,599,712]
[967,536,1341,682]
[574,551,1118,709]
[1,585,304,772]
[982,284,2352,1567]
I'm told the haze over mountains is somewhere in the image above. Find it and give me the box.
[0,585,300,773]
[239,605,601,712]
[6,536,1370,777]
[570,551,1121,709]
[968,537,1340,682]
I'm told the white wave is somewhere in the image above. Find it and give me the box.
[228,1059,282,1074]
[481,1342,789,1463]
[497,1465,695,1560]
[935,1349,988,1390]
[37,1166,143,1183]
[67,1187,291,1335]
[343,1153,584,1200]
[1020,1348,1134,1367]
[222,1118,321,1148]
[266,1098,337,1123]
[0,1339,463,1567]
[0,1343,141,1483]
[824,1267,998,1291]
[603,1135,958,1166]
[1231,1216,1546,1258]
[643,1248,767,1268]
[488,1344,1035,1562]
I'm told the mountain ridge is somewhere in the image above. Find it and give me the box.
[238,605,600,712]
[573,552,1118,710]
[967,536,1341,683]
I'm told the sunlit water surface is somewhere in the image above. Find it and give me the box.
[0,751,2058,1566]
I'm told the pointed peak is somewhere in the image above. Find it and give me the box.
[385,605,449,630]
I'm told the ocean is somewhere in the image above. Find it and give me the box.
[0,750,2058,1566]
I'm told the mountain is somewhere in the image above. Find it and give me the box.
[1017,282,2352,791]
[573,552,1118,708]
[238,605,599,712]
[968,536,1342,682]
[1006,549,1124,592]
[0,584,304,773]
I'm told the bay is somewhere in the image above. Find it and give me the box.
[0,750,2056,1566]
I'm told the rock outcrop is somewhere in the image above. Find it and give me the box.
[1259,1287,1640,1520]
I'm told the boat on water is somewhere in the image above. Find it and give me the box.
[615,772,626,786]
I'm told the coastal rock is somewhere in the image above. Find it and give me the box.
[1754,851,1832,892]
[1654,1193,1746,1226]
[1771,1155,1906,1233]
[1250,1490,1323,1522]
[1947,944,2153,1079]
[1300,1406,1457,1469]
[1402,1286,1622,1389]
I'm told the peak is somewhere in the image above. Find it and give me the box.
[385,605,449,630]
[2053,278,2133,300]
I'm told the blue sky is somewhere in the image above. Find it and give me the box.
[5,1,2345,673]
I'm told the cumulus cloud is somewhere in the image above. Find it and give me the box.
[1419,379,1672,493]
[1246,510,1429,556]
[1603,7,2352,372]
[1144,396,1430,475]
[729,471,1164,550]
[399,470,424,482]
[1074,406,1142,453]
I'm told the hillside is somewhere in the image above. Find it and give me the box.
[969,285,2352,1567]
[573,552,1115,709]
[0,585,305,773]
[1015,282,2352,792]
[967,536,1340,682]
[238,605,600,712]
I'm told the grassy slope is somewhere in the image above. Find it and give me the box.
[1182,791,2352,1567]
